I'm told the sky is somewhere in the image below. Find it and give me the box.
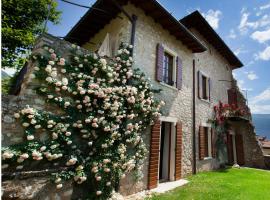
[46,0,270,114]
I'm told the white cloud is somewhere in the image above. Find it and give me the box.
[250,27,270,43]
[233,47,248,56]
[255,46,270,61]
[249,87,270,114]
[245,71,259,80]
[238,9,270,34]
[202,9,222,30]
[260,2,270,10]
[228,29,237,39]
[237,79,253,93]
[249,104,270,114]
[251,87,270,104]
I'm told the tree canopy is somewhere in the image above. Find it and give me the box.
[2,0,61,70]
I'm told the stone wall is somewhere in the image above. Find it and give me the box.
[230,121,266,168]
[190,29,234,172]
[117,3,194,195]
[1,34,92,200]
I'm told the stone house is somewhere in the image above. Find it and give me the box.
[2,0,266,198]
[64,0,266,194]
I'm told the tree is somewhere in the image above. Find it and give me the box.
[2,0,61,70]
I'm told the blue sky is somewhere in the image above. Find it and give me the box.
[46,0,270,114]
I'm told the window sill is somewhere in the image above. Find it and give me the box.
[160,82,178,91]
[203,157,213,160]
[199,98,211,104]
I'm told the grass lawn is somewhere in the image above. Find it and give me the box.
[148,168,270,200]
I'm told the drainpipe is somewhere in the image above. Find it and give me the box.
[192,59,197,174]
[111,0,137,56]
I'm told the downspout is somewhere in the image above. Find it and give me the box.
[111,0,137,56]
[192,59,197,174]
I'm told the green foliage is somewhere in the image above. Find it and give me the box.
[2,0,61,70]
[2,44,164,199]
[2,77,12,94]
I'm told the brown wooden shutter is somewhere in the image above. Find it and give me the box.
[148,120,161,189]
[156,43,164,82]
[227,89,238,107]
[227,133,234,165]
[198,71,203,99]
[208,78,212,102]
[211,128,216,158]
[176,56,182,90]
[199,126,205,160]
[235,134,245,165]
[175,122,182,180]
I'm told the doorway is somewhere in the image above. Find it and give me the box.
[159,121,175,182]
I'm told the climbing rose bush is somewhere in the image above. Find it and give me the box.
[2,44,164,199]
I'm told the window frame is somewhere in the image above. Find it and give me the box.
[200,123,212,160]
[199,71,210,102]
[161,46,177,88]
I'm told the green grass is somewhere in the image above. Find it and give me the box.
[148,168,270,200]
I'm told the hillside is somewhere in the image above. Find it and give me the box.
[252,114,270,139]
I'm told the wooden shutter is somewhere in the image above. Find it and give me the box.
[156,43,164,82]
[176,56,182,90]
[211,128,216,158]
[227,89,238,107]
[199,126,205,160]
[198,71,203,99]
[175,122,182,180]
[208,78,212,102]
[235,134,245,165]
[148,120,161,189]
[227,133,234,165]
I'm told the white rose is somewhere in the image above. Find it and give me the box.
[55,177,61,183]
[51,71,57,78]
[40,146,46,151]
[22,122,30,127]
[49,60,55,65]
[62,86,68,90]
[65,132,71,136]
[27,135,34,140]
[100,58,107,66]
[45,65,52,73]
[96,191,102,196]
[46,77,53,83]
[30,119,37,124]
[56,184,63,189]
[14,113,20,118]
[64,102,70,107]
[62,78,68,86]
[61,69,66,73]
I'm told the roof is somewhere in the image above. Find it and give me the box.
[65,0,206,53]
[262,140,270,149]
[180,11,243,69]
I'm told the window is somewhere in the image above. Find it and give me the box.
[202,75,208,100]
[163,52,174,86]
[156,43,182,90]
[198,71,211,101]
[203,127,209,157]
[199,126,213,160]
